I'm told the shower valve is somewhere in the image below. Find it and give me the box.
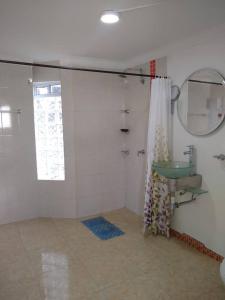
[137,149,145,156]
[213,154,225,161]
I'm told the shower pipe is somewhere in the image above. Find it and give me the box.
[0,59,168,79]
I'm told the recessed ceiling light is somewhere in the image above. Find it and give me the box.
[100,2,165,25]
[100,11,120,24]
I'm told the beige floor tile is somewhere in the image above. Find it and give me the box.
[195,285,225,300]
[78,281,138,300]
[81,246,144,289]
[0,222,28,266]
[130,273,200,300]
[27,243,81,277]
[99,281,138,300]
[0,257,35,289]
[103,209,143,234]
[0,278,42,300]
[171,261,222,295]
[0,209,224,300]
[54,218,102,256]
[69,236,120,262]
[53,218,88,236]
[38,260,98,300]
[61,232,100,257]
[19,218,63,251]
[0,239,28,267]
[0,222,21,242]
[21,232,63,251]
[18,218,56,233]
[75,285,136,300]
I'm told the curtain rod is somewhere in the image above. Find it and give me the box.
[0,59,168,79]
[188,79,223,86]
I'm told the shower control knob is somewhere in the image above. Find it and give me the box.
[137,149,145,156]
[121,150,130,155]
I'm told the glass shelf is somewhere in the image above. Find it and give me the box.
[183,188,208,195]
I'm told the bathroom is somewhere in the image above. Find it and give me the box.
[0,0,225,299]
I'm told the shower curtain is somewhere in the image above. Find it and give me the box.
[144,78,172,237]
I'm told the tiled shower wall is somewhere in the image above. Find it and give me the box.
[0,64,39,224]
[0,63,128,223]
[72,72,126,217]
[124,75,150,215]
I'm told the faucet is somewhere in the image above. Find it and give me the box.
[183,145,194,165]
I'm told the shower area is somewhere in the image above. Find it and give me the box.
[0,61,155,224]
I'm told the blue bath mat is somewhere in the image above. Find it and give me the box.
[81,216,124,240]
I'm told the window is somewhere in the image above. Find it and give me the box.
[33,81,65,180]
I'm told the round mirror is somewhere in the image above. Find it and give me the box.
[177,69,225,136]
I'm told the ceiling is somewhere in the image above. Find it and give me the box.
[0,0,225,69]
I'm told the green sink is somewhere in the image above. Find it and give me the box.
[153,161,193,179]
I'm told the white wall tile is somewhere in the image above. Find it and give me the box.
[0,65,128,223]
[0,63,39,224]
[124,73,150,215]
[77,195,103,218]
[77,174,102,198]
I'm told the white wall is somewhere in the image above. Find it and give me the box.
[34,67,150,219]
[124,76,150,215]
[166,27,225,256]
[0,63,39,224]
[72,72,126,217]
[34,68,127,218]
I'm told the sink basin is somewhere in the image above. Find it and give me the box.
[153,161,193,179]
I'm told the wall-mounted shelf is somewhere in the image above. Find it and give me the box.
[120,128,129,133]
[183,187,208,195]
[120,109,130,114]
[121,150,130,156]
[175,188,208,208]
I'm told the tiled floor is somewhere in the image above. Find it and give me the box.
[0,208,224,300]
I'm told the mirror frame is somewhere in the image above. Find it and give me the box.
[177,68,225,136]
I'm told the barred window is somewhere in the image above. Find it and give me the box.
[33,81,65,180]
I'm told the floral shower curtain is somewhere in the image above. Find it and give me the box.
[144,78,172,237]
